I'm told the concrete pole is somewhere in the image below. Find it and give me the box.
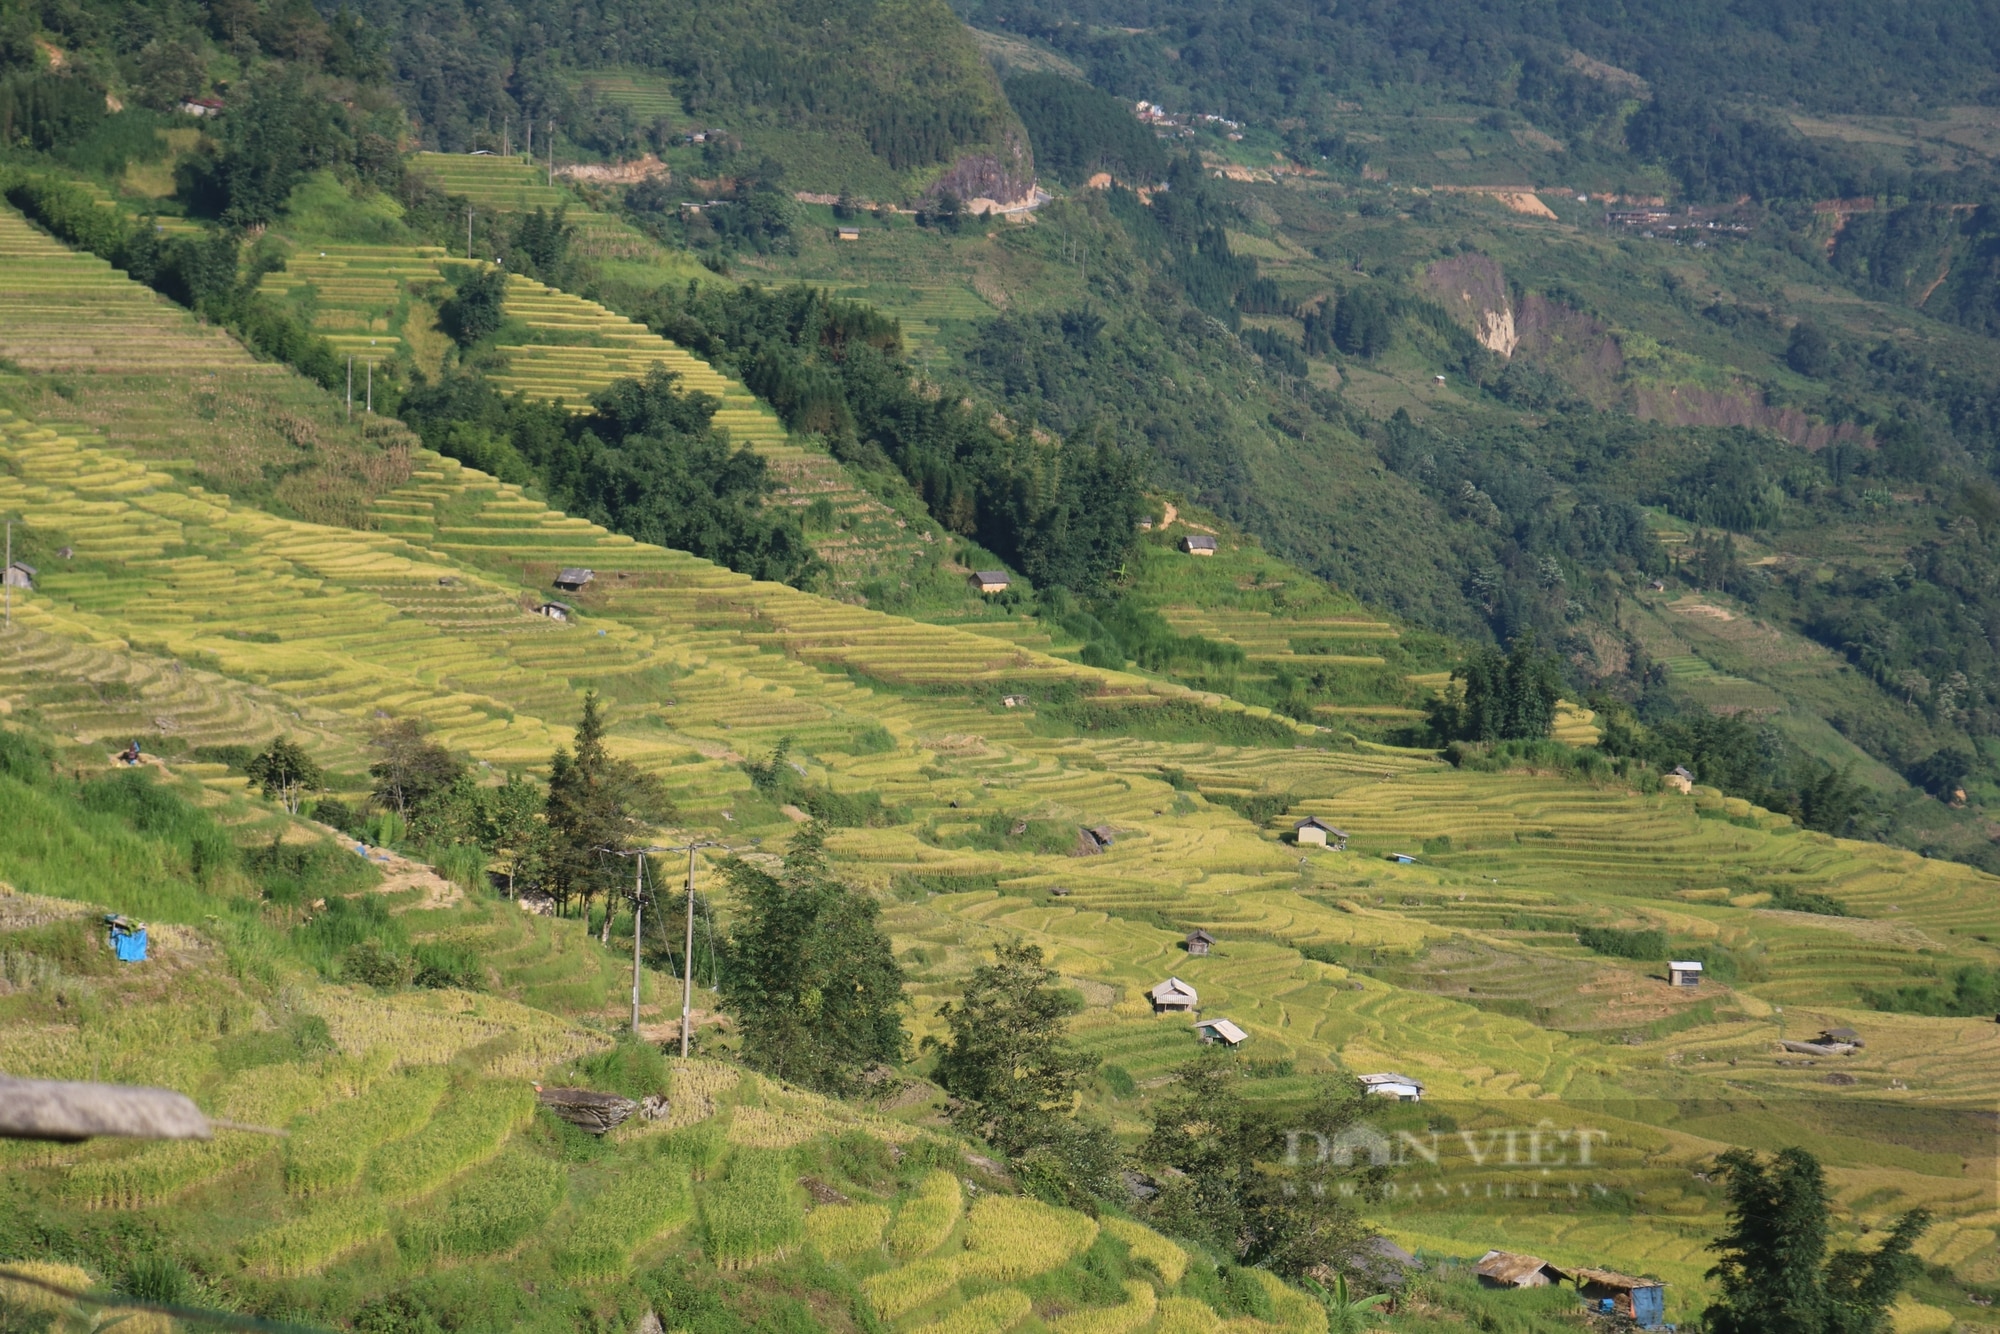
[346,356,353,421]
[4,519,10,632]
[682,843,698,1057]
[630,850,645,1032]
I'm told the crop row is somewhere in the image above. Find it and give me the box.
[369,1078,536,1199]
[886,1168,961,1258]
[701,1148,805,1270]
[285,1066,449,1195]
[552,1153,695,1279]
[396,1146,566,1262]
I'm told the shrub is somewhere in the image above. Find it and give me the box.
[552,1153,695,1279]
[285,1067,450,1195]
[958,1195,1099,1281]
[886,1169,962,1259]
[1576,925,1668,960]
[1052,1281,1157,1334]
[1100,1217,1188,1285]
[410,940,485,990]
[574,1038,671,1101]
[396,1147,566,1261]
[805,1201,890,1260]
[862,1256,963,1318]
[240,1196,389,1276]
[369,1079,536,1199]
[701,1149,805,1269]
[912,1289,1032,1334]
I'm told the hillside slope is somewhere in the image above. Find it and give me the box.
[3,381,1999,1324]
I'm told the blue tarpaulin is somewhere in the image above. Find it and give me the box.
[105,915,147,963]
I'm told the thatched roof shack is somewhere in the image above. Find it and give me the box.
[1474,1250,1563,1288]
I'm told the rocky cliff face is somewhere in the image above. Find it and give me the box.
[1421,254,1868,451]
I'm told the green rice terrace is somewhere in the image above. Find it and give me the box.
[0,180,1997,1333]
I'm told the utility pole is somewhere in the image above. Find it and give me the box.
[346,356,353,421]
[4,519,11,632]
[366,362,372,414]
[525,117,531,158]
[670,840,724,1057]
[599,847,668,1032]
[548,120,555,187]
[466,206,473,261]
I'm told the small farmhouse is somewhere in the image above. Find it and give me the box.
[1668,960,1704,987]
[1665,765,1695,794]
[969,570,1011,594]
[1184,928,1216,957]
[1000,694,1028,708]
[1193,1017,1246,1046]
[1474,1251,1563,1289]
[1357,1072,1425,1102]
[1148,977,1198,1013]
[836,226,861,241]
[1569,1268,1667,1329]
[1294,816,1347,849]
[1819,1027,1863,1047]
[3,561,35,590]
[553,567,595,592]
[1180,535,1218,556]
[537,600,575,623]
[177,96,223,117]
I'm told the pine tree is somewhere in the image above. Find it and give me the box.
[1705,1147,1929,1334]
[541,692,670,919]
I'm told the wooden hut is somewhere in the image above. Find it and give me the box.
[1668,960,1704,987]
[1184,928,1216,957]
[537,600,575,623]
[1665,765,1695,794]
[1294,816,1347,849]
[3,561,35,590]
[1180,535,1217,556]
[1148,977,1198,1013]
[1357,1072,1425,1102]
[968,570,1011,594]
[1474,1251,1563,1288]
[1193,1017,1247,1046]
[553,567,595,592]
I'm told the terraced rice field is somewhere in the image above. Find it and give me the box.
[258,243,449,359]
[409,152,569,211]
[0,206,269,374]
[3,250,1998,1304]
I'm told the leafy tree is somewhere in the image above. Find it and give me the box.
[1704,1146,1928,1334]
[442,265,509,346]
[481,771,543,897]
[1139,1049,1383,1280]
[931,940,1107,1177]
[541,692,670,919]
[1428,639,1563,743]
[398,367,819,586]
[720,823,906,1095]
[246,737,323,814]
[368,718,463,820]
[1788,322,1837,378]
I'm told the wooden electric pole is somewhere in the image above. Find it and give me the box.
[669,841,724,1057]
